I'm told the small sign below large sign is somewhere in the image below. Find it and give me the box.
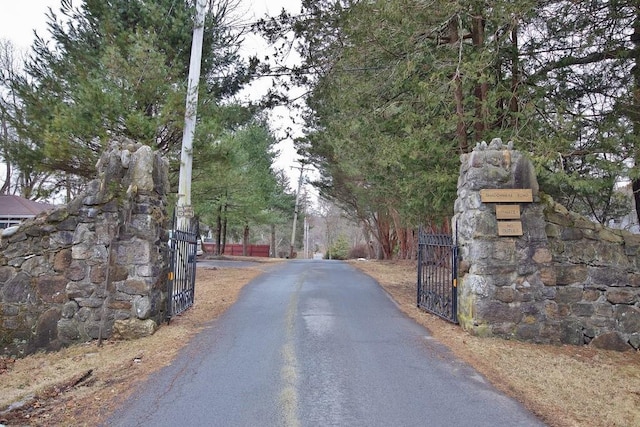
[480,189,533,203]
[496,205,521,220]
[498,221,523,236]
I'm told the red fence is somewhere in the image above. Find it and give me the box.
[202,243,270,257]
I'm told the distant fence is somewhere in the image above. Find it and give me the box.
[202,243,270,257]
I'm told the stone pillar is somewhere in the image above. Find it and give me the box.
[1,139,170,356]
[453,139,554,341]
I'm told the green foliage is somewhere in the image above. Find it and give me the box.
[517,0,640,224]
[325,234,350,260]
[266,0,541,257]
[191,116,294,246]
[5,0,253,180]
[262,0,640,239]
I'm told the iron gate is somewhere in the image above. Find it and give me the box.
[417,230,458,323]
[167,215,199,321]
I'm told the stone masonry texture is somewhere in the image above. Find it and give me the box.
[0,139,170,357]
[454,139,640,351]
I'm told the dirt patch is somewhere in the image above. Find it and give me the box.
[349,259,640,427]
[1,258,638,426]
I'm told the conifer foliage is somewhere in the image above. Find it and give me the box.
[0,0,292,250]
[5,0,253,179]
[258,0,640,258]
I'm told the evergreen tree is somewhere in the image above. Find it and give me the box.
[259,0,542,257]
[192,118,294,255]
[5,0,254,185]
[517,0,640,225]
[260,0,640,253]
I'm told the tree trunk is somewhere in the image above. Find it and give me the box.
[221,204,228,255]
[0,114,10,194]
[243,223,249,256]
[471,13,487,142]
[362,226,375,259]
[632,9,640,227]
[270,224,276,258]
[450,16,468,153]
[633,179,640,228]
[408,228,418,260]
[390,208,408,259]
[509,26,520,129]
[215,204,222,255]
[374,211,394,260]
[0,161,9,195]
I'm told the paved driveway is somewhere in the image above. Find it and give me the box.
[106,260,545,427]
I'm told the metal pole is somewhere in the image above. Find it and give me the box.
[290,166,305,258]
[177,0,206,228]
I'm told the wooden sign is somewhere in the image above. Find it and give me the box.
[497,221,523,236]
[480,189,533,203]
[496,205,521,220]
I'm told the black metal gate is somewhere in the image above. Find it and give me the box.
[417,230,458,323]
[167,215,199,321]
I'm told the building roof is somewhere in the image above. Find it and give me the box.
[0,195,54,217]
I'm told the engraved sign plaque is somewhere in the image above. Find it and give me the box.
[497,221,523,236]
[176,205,194,218]
[480,189,533,203]
[496,205,521,220]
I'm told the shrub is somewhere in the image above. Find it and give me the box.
[348,244,368,259]
[325,235,350,260]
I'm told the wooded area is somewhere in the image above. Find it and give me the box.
[257,0,640,258]
[0,0,296,254]
[2,0,640,259]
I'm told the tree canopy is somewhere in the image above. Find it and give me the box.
[3,0,640,259]
[256,0,640,258]
[3,0,255,181]
[0,0,295,252]
[191,114,294,252]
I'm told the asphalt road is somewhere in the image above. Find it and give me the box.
[106,260,545,427]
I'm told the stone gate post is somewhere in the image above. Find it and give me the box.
[453,139,554,341]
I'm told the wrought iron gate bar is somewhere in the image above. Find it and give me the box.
[417,229,458,324]
[419,233,453,246]
[167,214,199,321]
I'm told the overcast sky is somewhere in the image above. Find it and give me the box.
[0,0,313,193]
[0,0,302,49]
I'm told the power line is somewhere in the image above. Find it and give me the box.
[251,65,391,78]
[224,12,316,31]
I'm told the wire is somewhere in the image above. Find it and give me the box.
[248,64,392,79]
[225,12,316,31]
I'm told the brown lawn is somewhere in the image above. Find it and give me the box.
[0,258,638,427]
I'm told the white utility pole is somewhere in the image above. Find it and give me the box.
[177,0,206,228]
[290,165,306,258]
[304,216,309,259]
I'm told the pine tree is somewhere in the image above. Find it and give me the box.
[5,0,254,185]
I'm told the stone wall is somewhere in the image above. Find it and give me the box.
[0,140,170,357]
[454,139,640,351]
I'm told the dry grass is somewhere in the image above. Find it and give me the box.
[349,259,640,427]
[1,258,639,426]
[0,259,274,426]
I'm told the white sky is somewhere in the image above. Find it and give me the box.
[0,0,312,194]
[0,0,302,49]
